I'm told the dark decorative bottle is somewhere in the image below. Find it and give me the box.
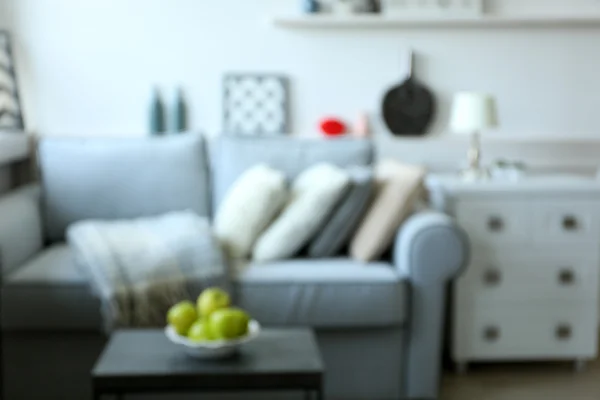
[173,87,188,133]
[366,0,381,13]
[303,0,320,13]
[149,88,166,135]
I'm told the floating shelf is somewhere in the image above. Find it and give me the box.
[272,14,600,29]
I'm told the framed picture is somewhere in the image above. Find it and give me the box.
[0,30,25,131]
[222,74,290,136]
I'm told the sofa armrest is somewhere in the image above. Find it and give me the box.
[0,184,44,276]
[394,211,469,400]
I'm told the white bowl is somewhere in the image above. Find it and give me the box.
[165,320,261,360]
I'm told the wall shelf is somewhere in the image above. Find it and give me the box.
[272,14,600,29]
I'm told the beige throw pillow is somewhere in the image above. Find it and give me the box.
[350,160,426,262]
[253,163,351,262]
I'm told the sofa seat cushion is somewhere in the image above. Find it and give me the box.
[2,248,407,331]
[1,245,103,331]
[2,244,229,332]
[235,259,408,328]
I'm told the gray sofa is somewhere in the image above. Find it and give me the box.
[0,134,468,400]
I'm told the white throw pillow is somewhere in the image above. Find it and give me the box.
[253,163,351,262]
[215,164,287,260]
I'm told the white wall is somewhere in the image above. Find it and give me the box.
[2,0,600,138]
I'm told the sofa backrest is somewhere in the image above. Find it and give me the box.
[39,134,211,241]
[211,136,374,213]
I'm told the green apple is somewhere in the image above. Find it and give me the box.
[209,308,250,340]
[167,301,197,336]
[187,319,215,342]
[197,288,231,318]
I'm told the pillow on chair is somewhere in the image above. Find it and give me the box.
[308,166,374,258]
[214,164,287,260]
[350,160,426,262]
[253,164,351,262]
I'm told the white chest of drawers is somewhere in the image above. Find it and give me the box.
[427,175,600,371]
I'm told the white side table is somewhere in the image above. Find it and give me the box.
[427,174,600,372]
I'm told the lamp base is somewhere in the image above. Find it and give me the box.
[461,131,489,182]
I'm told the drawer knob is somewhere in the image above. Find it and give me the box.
[562,216,579,231]
[483,269,502,286]
[483,326,501,342]
[487,216,505,232]
[556,324,572,340]
[559,269,575,285]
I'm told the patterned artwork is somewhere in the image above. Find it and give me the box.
[0,31,24,131]
[223,74,289,136]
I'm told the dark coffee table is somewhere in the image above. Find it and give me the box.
[91,328,324,400]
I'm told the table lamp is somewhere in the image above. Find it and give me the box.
[450,92,498,181]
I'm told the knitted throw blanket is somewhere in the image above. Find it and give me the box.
[67,212,227,331]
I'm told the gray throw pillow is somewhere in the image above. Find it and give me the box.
[308,166,374,258]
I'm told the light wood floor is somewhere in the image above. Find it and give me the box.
[441,358,600,400]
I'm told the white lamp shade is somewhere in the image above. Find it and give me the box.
[450,92,498,134]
